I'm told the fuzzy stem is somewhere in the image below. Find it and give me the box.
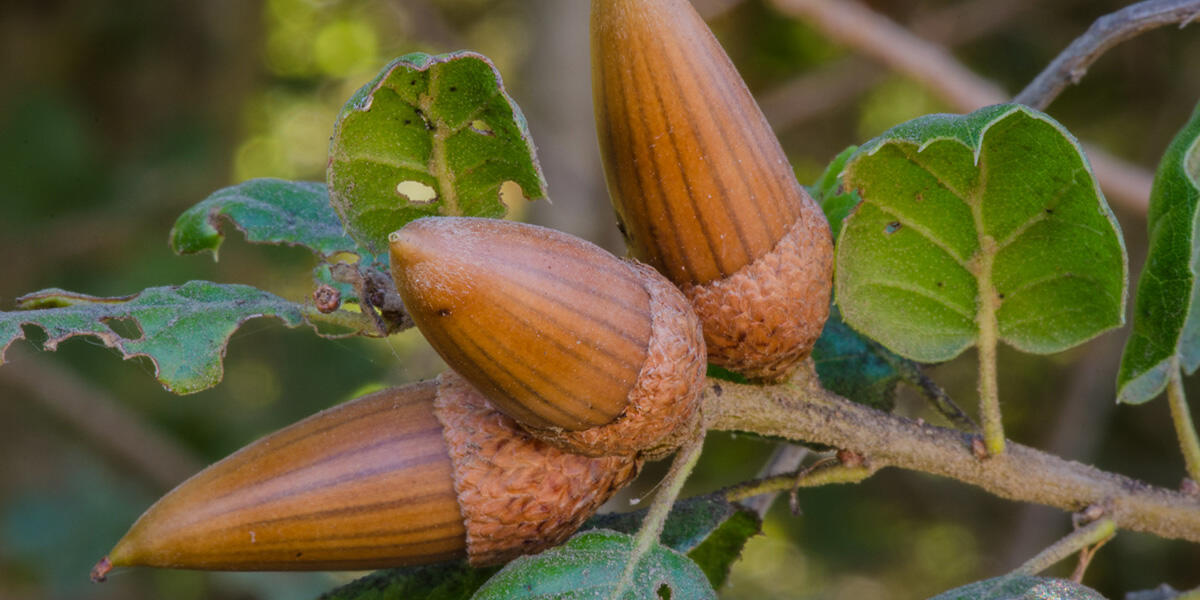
[1013,518,1116,576]
[725,463,878,503]
[703,360,1200,543]
[738,444,810,517]
[977,317,1004,456]
[610,429,706,599]
[1013,0,1200,110]
[974,233,1005,457]
[893,356,977,431]
[1168,366,1200,484]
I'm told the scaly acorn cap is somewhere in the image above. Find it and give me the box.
[389,216,706,458]
[591,0,834,381]
[91,374,639,579]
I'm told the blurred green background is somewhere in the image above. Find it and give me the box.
[1,1,1198,598]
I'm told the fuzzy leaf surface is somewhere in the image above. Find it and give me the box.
[471,530,716,600]
[170,178,356,259]
[928,575,1105,600]
[1118,101,1200,404]
[836,104,1127,362]
[0,282,306,394]
[328,52,546,255]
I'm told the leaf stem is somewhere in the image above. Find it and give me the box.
[1013,518,1115,576]
[1168,365,1200,484]
[609,429,706,600]
[724,462,877,503]
[892,358,977,431]
[976,237,1005,456]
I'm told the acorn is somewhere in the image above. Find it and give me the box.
[91,373,640,579]
[591,0,834,381]
[389,216,706,459]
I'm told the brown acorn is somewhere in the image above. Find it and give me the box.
[389,216,706,459]
[92,373,639,578]
[591,0,834,381]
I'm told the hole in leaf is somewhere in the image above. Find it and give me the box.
[102,317,143,340]
[885,221,902,235]
[470,120,494,136]
[397,181,437,204]
[657,584,672,599]
[500,180,526,213]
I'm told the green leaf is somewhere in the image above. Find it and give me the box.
[0,282,306,394]
[812,305,904,411]
[928,575,1105,600]
[1118,101,1200,404]
[170,178,357,259]
[836,104,1127,362]
[585,493,760,589]
[316,562,500,600]
[807,145,860,240]
[328,52,547,255]
[471,530,716,600]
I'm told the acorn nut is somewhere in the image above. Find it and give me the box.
[92,374,640,579]
[389,216,707,459]
[592,0,834,382]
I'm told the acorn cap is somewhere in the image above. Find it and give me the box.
[93,377,640,577]
[435,370,640,564]
[592,0,833,380]
[390,217,706,457]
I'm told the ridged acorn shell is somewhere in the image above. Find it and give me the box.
[390,217,706,457]
[592,0,833,380]
[95,377,640,575]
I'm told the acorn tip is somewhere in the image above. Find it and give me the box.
[90,557,112,583]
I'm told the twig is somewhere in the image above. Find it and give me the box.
[767,0,1155,214]
[1012,517,1116,576]
[760,0,1046,131]
[1014,0,1200,110]
[610,428,706,600]
[704,360,1200,544]
[883,346,977,431]
[724,459,877,504]
[901,365,977,431]
[738,443,811,517]
[0,350,204,490]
